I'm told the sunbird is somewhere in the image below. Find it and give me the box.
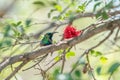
[40,32,57,46]
[34,32,57,50]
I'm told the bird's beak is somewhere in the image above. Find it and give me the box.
[52,32,58,34]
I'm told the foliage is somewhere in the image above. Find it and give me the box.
[0,0,120,80]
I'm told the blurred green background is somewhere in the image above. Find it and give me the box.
[0,0,120,80]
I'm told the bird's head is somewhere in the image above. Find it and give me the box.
[45,32,58,39]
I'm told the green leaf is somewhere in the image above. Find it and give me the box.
[100,56,108,64]
[78,3,86,12]
[25,19,32,27]
[4,25,11,37]
[54,5,62,12]
[64,10,72,18]
[0,42,2,48]
[66,51,75,59]
[90,50,102,57]
[17,25,25,33]
[76,9,81,13]
[50,1,57,6]
[78,6,84,12]
[4,25,11,32]
[96,10,109,20]
[95,12,102,19]
[48,9,56,18]
[33,1,45,6]
[54,56,61,61]
[96,66,101,75]
[58,50,63,54]
[105,1,113,10]
[59,16,64,20]
[53,68,60,77]
[90,50,95,54]
[108,62,120,74]
[17,21,22,26]
[52,16,58,20]
[52,16,61,20]
[74,70,81,77]
[12,26,20,37]
[102,11,109,19]
[93,2,102,11]
[11,23,17,27]
[65,13,70,17]
[95,51,102,56]
[4,39,12,46]
[11,21,22,27]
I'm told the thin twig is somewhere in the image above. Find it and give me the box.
[104,49,120,55]
[70,30,114,73]
[82,20,108,31]
[90,30,114,49]
[114,27,120,41]
[69,50,88,73]
[37,64,46,80]
[33,2,72,38]
[61,50,66,73]
[86,54,96,80]
[45,59,61,72]
[0,40,40,50]
[57,3,72,19]
[34,64,47,80]
[61,47,72,73]
[10,65,17,80]
[5,61,28,80]
[23,54,48,71]
[108,39,120,48]
[45,55,60,66]
[30,21,51,26]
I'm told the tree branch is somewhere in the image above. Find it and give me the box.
[33,10,120,38]
[0,18,119,73]
[70,29,113,73]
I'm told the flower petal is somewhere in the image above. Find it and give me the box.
[63,24,82,39]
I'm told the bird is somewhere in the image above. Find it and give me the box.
[40,32,57,46]
[33,32,57,50]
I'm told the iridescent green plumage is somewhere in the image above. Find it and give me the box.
[33,32,57,50]
[40,32,57,46]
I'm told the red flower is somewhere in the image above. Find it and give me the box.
[63,24,82,39]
